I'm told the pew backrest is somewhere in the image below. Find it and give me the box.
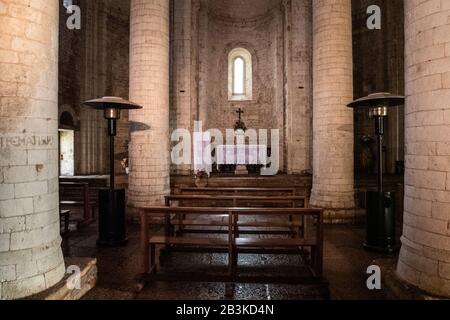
[179,187,296,196]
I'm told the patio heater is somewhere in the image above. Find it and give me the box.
[347,92,405,253]
[83,97,143,247]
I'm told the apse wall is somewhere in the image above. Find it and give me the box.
[170,0,313,174]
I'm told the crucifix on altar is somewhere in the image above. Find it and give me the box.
[234,108,247,131]
[215,108,268,176]
[233,108,248,175]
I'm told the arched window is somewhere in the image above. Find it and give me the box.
[233,57,245,95]
[228,48,252,101]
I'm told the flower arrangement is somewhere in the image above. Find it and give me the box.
[121,158,129,174]
[194,169,209,179]
[194,169,209,188]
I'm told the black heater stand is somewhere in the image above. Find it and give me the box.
[365,112,396,253]
[348,93,405,254]
[83,97,143,247]
[97,115,127,247]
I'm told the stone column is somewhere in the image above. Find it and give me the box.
[0,0,65,299]
[128,0,170,209]
[285,0,313,174]
[396,1,450,297]
[309,0,356,223]
[77,0,108,175]
[172,0,193,175]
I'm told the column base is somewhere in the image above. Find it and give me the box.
[384,268,447,300]
[28,258,97,300]
[309,189,361,224]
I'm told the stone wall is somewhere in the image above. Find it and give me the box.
[170,0,312,174]
[58,0,130,179]
[0,0,65,299]
[203,8,283,163]
[285,0,313,174]
[128,0,171,208]
[170,0,196,175]
[309,0,356,223]
[352,0,405,176]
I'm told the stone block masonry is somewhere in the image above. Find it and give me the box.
[128,0,171,209]
[309,0,357,223]
[397,0,450,298]
[0,0,65,299]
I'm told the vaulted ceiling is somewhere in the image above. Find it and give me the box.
[205,0,281,20]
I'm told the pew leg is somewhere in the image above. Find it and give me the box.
[233,250,238,276]
[310,246,322,276]
[289,214,296,238]
[142,242,150,274]
[150,243,156,274]
[314,247,323,277]
[64,212,70,234]
[176,213,184,236]
[148,243,156,273]
[92,205,97,220]
[225,283,235,298]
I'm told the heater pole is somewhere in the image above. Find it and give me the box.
[110,135,115,190]
[377,133,383,193]
[108,118,117,190]
[375,116,385,193]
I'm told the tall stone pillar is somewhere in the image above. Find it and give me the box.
[396,1,450,297]
[0,0,65,299]
[309,0,356,223]
[128,0,170,209]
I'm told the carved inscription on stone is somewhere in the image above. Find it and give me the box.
[0,135,55,149]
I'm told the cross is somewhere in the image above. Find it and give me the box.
[236,108,244,122]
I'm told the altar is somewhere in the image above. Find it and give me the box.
[193,108,270,176]
[215,144,268,175]
[215,144,267,166]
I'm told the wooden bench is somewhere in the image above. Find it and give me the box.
[59,182,97,226]
[165,195,308,237]
[139,207,324,284]
[179,187,297,196]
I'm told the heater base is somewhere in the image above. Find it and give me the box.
[364,191,398,254]
[363,243,398,254]
[97,189,128,247]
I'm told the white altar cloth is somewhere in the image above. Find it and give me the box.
[215,145,267,166]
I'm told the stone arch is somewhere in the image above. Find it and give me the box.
[59,105,79,130]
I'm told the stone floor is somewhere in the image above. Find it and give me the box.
[61,218,398,300]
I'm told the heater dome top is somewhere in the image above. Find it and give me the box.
[347,92,405,109]
[83,96,143,110]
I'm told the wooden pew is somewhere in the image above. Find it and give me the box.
[59,182,96,226]
[179,187,297,196]
[139,206,324,284]
[164,195,308,237]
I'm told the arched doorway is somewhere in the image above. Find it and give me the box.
[59,109,78,176]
